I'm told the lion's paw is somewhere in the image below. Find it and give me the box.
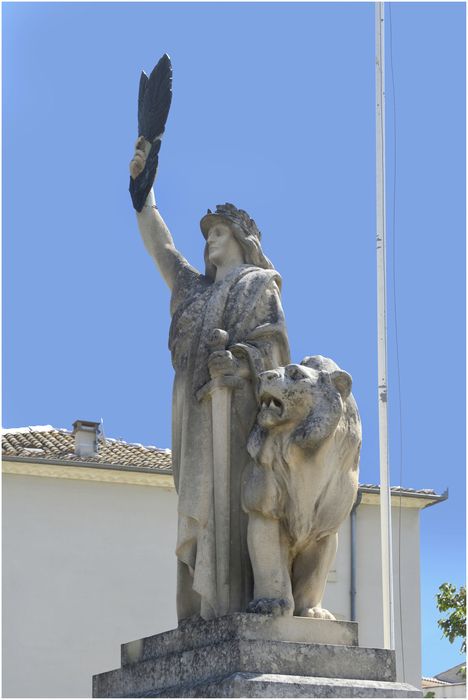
[299,606,336,620]
[247,597,293,617]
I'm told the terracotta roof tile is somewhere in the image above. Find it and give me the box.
[2,426,171,472]
[421,677,451,687]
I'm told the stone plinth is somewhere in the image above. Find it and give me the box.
[92,614,422,698]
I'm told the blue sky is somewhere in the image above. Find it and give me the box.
[3,1,465,678]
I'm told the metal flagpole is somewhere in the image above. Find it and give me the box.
[375,1,395,651]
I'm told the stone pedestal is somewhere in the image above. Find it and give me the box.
[92,614,422,698]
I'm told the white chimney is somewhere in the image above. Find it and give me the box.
[72,420,101,458]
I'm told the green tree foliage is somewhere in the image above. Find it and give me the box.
[436,583,466,679]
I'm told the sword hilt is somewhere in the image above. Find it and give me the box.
[208,328,229,352]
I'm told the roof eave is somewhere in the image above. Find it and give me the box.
[2,454,171,476]
[359,486,447,510]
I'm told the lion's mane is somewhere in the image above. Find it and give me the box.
[243,355,362,547]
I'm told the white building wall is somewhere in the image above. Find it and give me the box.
[355,503,422,689]
[322,515,352,621]
[3,472,423,697]
[427,683,467,698]
[3,473,178,698]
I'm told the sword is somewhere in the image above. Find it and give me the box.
[196,329,242,616]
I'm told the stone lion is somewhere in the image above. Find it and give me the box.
[243,355,361,620]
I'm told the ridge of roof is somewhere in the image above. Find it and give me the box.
[2,425,59,434]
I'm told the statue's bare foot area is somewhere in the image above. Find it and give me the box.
[247,597,292,616]
[299,606,336,620]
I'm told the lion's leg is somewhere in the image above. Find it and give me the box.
[247,512,293,616]
[292,533,338,620]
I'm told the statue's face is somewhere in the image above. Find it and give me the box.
[207,222,243,267]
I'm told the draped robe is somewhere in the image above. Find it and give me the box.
[168,258,290,620]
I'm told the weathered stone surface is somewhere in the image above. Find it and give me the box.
[94,642,395,697]
[131,59,363,629]
[134,178,290,620]
[245,356,361,620]
[121,614,358,666]
[93,615,422,698]
[94,640,419,698]
[132,99,362,623]
[95,633,395,696]
[157,672,422,698]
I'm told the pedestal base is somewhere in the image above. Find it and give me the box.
[92,614,421,698]
[159,672,421,698]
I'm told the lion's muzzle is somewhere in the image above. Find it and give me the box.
[257,370,287,426]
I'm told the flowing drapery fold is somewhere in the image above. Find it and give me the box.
[169,263,290,619]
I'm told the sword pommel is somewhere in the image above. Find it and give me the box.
[208,328,229,352]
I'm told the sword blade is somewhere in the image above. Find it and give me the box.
[211,386,232,616]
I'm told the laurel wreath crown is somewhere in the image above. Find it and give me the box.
[206,203,262,241]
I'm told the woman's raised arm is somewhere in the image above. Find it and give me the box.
[130,137,183,291]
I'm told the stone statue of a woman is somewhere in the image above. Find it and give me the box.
[129,60,290,621]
